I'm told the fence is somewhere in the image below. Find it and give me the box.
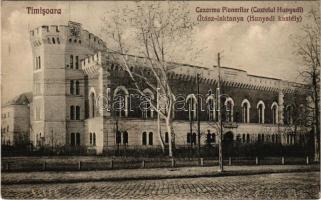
[1,156,315,172]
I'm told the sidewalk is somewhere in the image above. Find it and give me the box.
[1,164,319,185]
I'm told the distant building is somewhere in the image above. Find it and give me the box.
[1,92,32,146]
[29,21,311,154]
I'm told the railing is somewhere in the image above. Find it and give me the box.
[1,156,315,172]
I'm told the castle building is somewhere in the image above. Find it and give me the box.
[29,21,311,154]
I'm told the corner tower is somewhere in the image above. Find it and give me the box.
[29,21,106,148]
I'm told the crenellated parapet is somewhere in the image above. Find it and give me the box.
[81,51,308,95]
[29,21,106,51]
[82,51,104,75]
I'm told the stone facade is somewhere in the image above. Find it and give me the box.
[29,21,310,154]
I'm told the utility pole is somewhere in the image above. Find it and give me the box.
[216,53,224,172]
[51,128,54,152]
[197,73,201,164]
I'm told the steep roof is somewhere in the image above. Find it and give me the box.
[3,92,32,107]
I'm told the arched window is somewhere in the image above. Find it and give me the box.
[257,100,265,124]
[71,133,75,146]
[206,95,215,121]
[271,102,278,124]
[142,132,147,145]
[76,106,80,120]
[148,132,153,145]
[52,37,55,44]
[285,105,293,125]
[123,131,128,144]
[76,133,80,146]
[57,37,60,44]
[272,134,275,143]
[142,89,154,119]
[246,134,250,143]
[116,131,121,144]
[89,88,96,118]
[75,81,80,95]
[70,80,74,94]
[242,134,246,143]
[224,97,234,122]
[258,134,261,143]
[114,86,129,117]
[186,94,197,121]
[192,132,197,145]
[165,132,169,143]
[70,106,75,120]
[93,132,96,146]
[241,99,251,123]
[89,132,92,145]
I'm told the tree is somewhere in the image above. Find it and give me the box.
[100,2,199,157]
[292,8,320,161]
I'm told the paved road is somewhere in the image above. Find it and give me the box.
[2,172,319,199]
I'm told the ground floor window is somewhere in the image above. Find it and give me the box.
[165,132,169,143]
[70,132,80,146]
[142,132,147,145]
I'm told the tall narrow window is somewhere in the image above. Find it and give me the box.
[93,132,96,146]
[114,86,129,117]
[70,106,75,120]
[38,56,41,69]
[241,99,251,123]
[76,106,80,120]
[187,132,192,144]
[142,132,147,145]
[75,56,79,69]
[70,80,74,94]
[116,131,121,144]
[224,98,234,122]
[76,133,80,146]
[90,132,92,145]
[187,94,197,121]
[70,55,74,69]
[165,132,169,143]
[271,102,278,124]
[90,92,96,118]
[285,105,293,125]
[257,101,265,124]
[246,134,250,143]
[71,133,75,146]
[148,132,153,145]
[142,91,154,119]
[206,96,215,121]
[123,131,128,144]
[75,81,80,95]
[192,132,197,145]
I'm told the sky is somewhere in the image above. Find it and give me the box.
[1,1,320,103]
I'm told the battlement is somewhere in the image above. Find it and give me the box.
[81,51,307,94]
[29,21,106,50]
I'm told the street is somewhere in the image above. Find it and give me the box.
[2,172,319,199]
